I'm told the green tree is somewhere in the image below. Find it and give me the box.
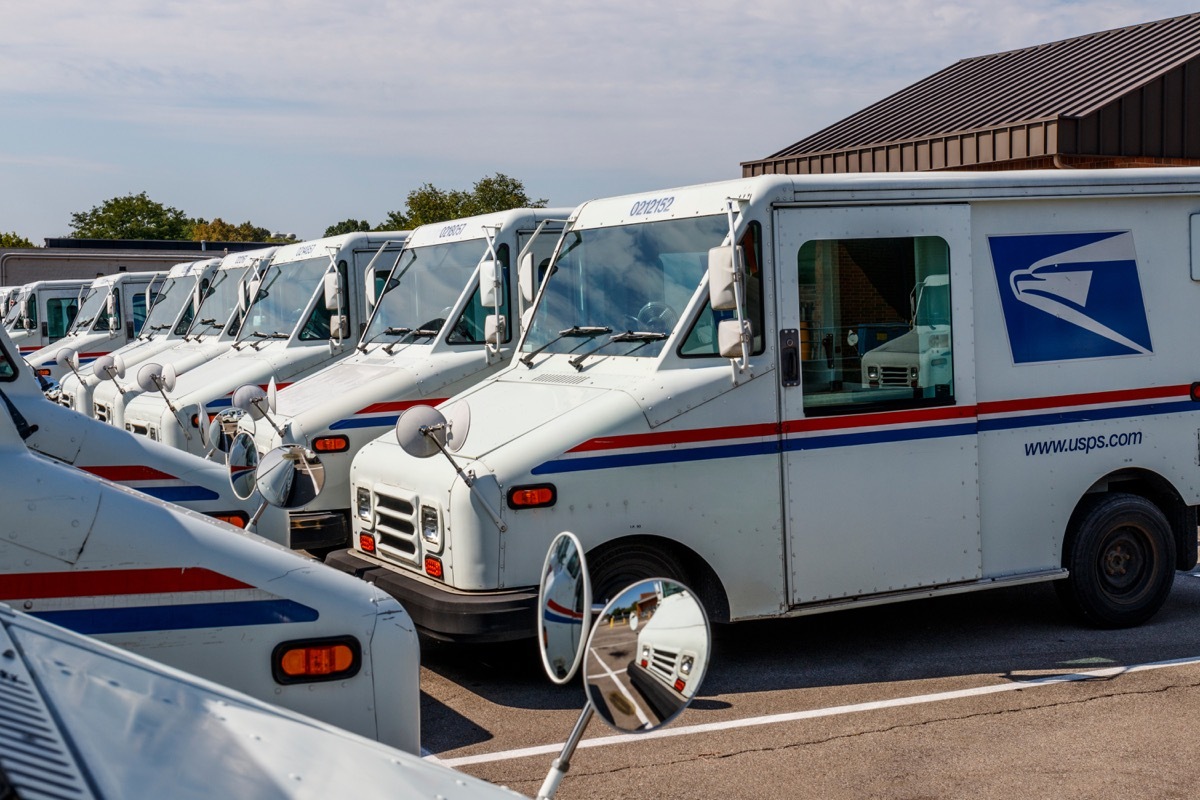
[381,173,547,229]
[69,191,193,240]
[191,217,274,242]
[0,231,35,248]
[323,219,372,237]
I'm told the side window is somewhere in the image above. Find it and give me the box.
[0,339,15,381]
[24,296,37,325]
[448,244,511,345]
[131,288,157,336]
[798,236,953,415]
[46,298,79,340]
[679,222,765,357]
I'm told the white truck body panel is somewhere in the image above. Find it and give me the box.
[0,374,421,753]
[250,209,570,551]
[0,604,513,799]
[121,233,406,458]
[334,170,1200,641]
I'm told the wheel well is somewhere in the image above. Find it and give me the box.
[586,535,731,624]
[1069,470,1197,571]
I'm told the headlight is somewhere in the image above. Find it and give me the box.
[355,487,372,523]
[420,505,441,549]
[866,365,879,380]
[641,645,651,662]
[928,333,950,349]
[679,654,694,676]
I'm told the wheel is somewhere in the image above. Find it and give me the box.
[635,302,678,333]
[588,541,687,608]
[1055,493,1175,628]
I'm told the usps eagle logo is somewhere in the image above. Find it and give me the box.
[988,231,1152,364]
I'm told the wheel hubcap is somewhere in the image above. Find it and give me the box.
[1101,528,1148,595]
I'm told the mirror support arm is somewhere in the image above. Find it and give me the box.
[421,423,507,532]
[536,705,594,800]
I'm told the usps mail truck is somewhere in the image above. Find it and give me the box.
[330,169,1200,641]
[0,346,420,753]
[56,257,223,417]
[27,270,164,383]
[121,232,405,455]
[86,248,275,428]
[5,278,89,356]
[245,209,569,552]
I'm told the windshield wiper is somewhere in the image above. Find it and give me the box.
[520,326,612,366]
[568,330,667,370]
[247,330,288,349]
[360,325,412,354]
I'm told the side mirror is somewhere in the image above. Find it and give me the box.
[227,431,259,501]
[584,578,710,731]
[324,271,343,312]
[331,313,350,340]
[364,267,379,309]
[717,318,752,359]
[255,445,326,509]
[478,259,501,307]
[55,348,80,370]
[538,532,590,684]
[92,354,126,383]
[205,408,245,458]
[519,252,537,305]
[231,383,270,419]
[707,245,741,311]
[485,314,505,346]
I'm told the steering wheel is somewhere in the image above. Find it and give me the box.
[635,301,678,333]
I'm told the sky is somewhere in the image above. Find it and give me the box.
[1,1,1197,243]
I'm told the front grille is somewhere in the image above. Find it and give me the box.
[94,403,109,423]
[648,646,679,680]
[879,366,911,386]
[126,422,148,437]
[57,392,73,408]
[373,485,420,564]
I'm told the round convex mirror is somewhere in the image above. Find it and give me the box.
[227,431,259,501]
[582,579,710,733]
[207,408,244,455]
[537,532,591,685]
[256,445,325,509]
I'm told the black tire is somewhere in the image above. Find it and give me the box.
[1056,493,1175,628]
[587,541,687,608]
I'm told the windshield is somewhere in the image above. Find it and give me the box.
[522,215,725,359]
[362,239,489,347]
[239,255,329,341]
[189,266,249,338]
[139,276,192,338]
[914,280,951,327]
[69,285,115,334]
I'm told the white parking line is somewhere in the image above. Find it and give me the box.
[431,654,1200,768]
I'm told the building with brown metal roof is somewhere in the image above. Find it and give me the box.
[742,12,1200,176]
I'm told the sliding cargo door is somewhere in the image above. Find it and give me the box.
[774,205,980,607]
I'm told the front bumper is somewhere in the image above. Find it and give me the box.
[324,549,537,643]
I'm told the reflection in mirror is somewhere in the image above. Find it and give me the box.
[227,431,259,501]
[255,445,325,509]
[538,532,591,685]
[207,408,245,455]
[582,579,709,733]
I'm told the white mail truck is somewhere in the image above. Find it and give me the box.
[27,270,164,383]
[0,345,420,753]
[121,232,406,455]
[330,169,1200,641]
[245,209,569,552]
[5,278,89,356]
